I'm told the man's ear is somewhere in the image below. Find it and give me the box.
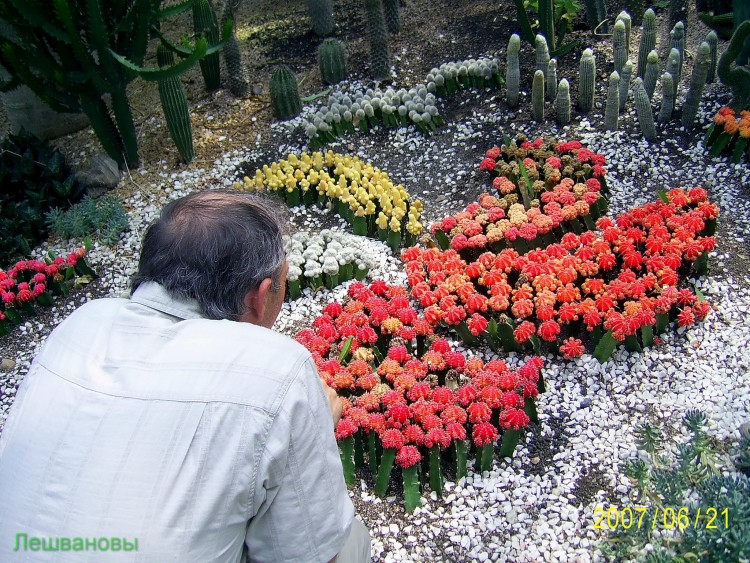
[240,278,273,324]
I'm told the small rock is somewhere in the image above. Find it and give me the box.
[76,154,122,196]
[1,359,15,371]
[531,456,540,465]
[251,83,264,96]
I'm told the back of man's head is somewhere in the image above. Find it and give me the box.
[132,190,287,320]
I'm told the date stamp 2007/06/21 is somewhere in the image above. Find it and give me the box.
[592,506,730,531]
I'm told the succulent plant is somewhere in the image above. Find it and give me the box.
[619,60,633,111]
[547,59,557,101]
[221,1,250,97]
[670,21,685,69]
[306,0,335,36]
[578,48,596,113]
[536,34,550,74]
[643,50,659,100]
[605,70,620,131]
[682,42,712,129]
[637,8,657,78]
[615,11,632,53]
[717,21,750,110]
[365,0,391,80]
[633,77,656,141]
[658,72,675,124]
[532,70,545,122]
[665,48,681,99]
[555,78,571,126]
[507,34,521,108]
[270,65,302,120]
[624,0,644,26]
[383,0,401,33]
[613,19,628,75]
[319,39,348,85]
[193,0,222,92]
[157,45,194,163]
[707,31,718,84]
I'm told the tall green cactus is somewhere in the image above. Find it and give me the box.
[365,0,391,80]
[670,21,685,69]
[613,20,628,75]
[547,59,557,101]
[532,69,545,122]
[658,72,674,123]
[306,0,335,36]
[194,0,222,92]
[383,0,401,34]
[604,70,620,131]
[318,38,347,85]
[718,20,750,110]
[644,50,659,99]
[667,0,688,38]
[270,65,302,120]
[578,48,596,113]
[595,0,609,32]
[556,78,570,126]
[625,0,644,26]
[665,48,681,99]
[637,9,656,78]
[633,77,656,141]
[222,1,250,97]
[619,60,633,111]
[616,11,632,52]
[682,42,712,129]
[583,0,606,31]
[506,34,521,108]
[157,45,194,163]
[707,31,718,84]
[536,35,550,74]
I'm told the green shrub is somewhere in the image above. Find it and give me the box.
[0,131,85,267]
[46,196,129,247]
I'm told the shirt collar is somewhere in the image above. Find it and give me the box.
[130,281,206,320]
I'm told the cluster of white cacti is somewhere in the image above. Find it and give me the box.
[426,56,503,94]
[286,230,375,298]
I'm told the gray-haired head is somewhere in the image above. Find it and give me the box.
[132,190,288,320]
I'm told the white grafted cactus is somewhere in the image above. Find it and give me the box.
[547,59,557,101]
[633,77,656,141]
[665,48,681,99]
[644,50,659,100]
[619,59,633,110]
[536,35,550,74]
[658,72,674,123]
[605,70,620,131]
[613,20,628,75]
[556,78,571,126]
[707,31,718,84]
[616,10,632,52]
[579,48,596,113]
[637,8,657,77]
[506,34,521,108]
[681,42,711,129]
[532,70,545,122]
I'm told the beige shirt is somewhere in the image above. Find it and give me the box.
[0,282,354,562]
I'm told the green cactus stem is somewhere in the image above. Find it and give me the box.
[532,70,545,121]
[658,72,674,123]
[625,0,644,26]
[644,50,659,100]
[270,65,302,120]
[157,45,194,163]
[339,436,356,485]
[556,78,571,126]
[665,48,681,99]
[707,31,718,84]
[616,11,632,53]
[306,0,335,36]
[193,0,222,92]
[507,34,521,108]
[582,0,600,31]
[318,39,347,85]
[637,9,657,77]
[667,0,688,39]
[595,0,609,33]
[605,70,620,131]
[613,20,628,75]
[221,2,249,97]
[429,445,443,495]
[633,77,657,141]
[383,0,401,34]
[374,447,396,497]
[402,465,420,512]
[547,59,557,100]
[536,34,550,74]
[670,21,685,79]
[682,42,712,129]
[619,60,633,111]
[717,20,750,110]
[578,48,596,113]
[455,440,468,480]
[365,0,391,81]
[476,443,495,473]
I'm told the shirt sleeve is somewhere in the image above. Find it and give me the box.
[245,357,355,563]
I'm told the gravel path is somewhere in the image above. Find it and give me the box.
[2,56,749,563]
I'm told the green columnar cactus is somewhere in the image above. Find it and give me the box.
[547,59,557,101]
[595,0,609,32]
[270,65,302,120]
[616,11,632,52]
[605,70,620,131]
[538,0,555,51]
[506,34,521,108]
[718,20,750,110]
[306,0,335,36]
[383,0,401,34]
[536,35,550,74]
[665,48,681,99]
[582,0,599,30]
[633,77,656,141]
[707,31,718,84]
[637,9,657,77]
[194,0,222,92]
[619,60,633,111]
[682,42,712,129]
[737,0,750,66]
[157,45,194,163]
[365,0,391,80]
[579,48,596,113]
[613,20,628,75]
[671,21,685,69]
[644,50,660,99]
[658,72,674,123]
[222,2,250,97]
[556,78,571,125]
[625,0,644,25]
[667,0,688,38]
[318,39,347,85]
[532,69,545,121]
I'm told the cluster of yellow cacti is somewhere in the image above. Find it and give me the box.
[233,151,423,235]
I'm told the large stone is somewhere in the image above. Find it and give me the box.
[0,358,16,371]
[1,85,90,141]
[75,154,122,196]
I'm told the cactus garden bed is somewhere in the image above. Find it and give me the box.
[1,0,750,561]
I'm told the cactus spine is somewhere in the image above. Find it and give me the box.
[604,70,620,131]
[383,0,401,34]
[547,59,557,101]
[613,20,628,75]
[619,60,633,110]
[318,39,347,85]
[532,70,545,122]
[658,72,674,123]
[707,31,718,84]
[633,77,657,141]
[578,48,596,113]
[222,1,250,97]
[556,78,571,126]
[681,42,712,129]
[193,0,222,92]
[157,45,194,163]
[365,0,391,81]
[644,50,659,100]
[536,35,550,74]
[665,48,681,99]
[506,34,521,108]
[306,0,335,36]
[270,65,302,120]
[616,11,632,52]
[717,21,750,110]
[637,9,657,78]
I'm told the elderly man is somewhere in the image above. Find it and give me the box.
[0,191,370,562]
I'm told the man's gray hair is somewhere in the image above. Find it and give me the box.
[132,190,288,320]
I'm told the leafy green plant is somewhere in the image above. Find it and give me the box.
[46,195,129,246]
[515,0,579,56]
[0,131,85,267]
[599,410,750,561]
